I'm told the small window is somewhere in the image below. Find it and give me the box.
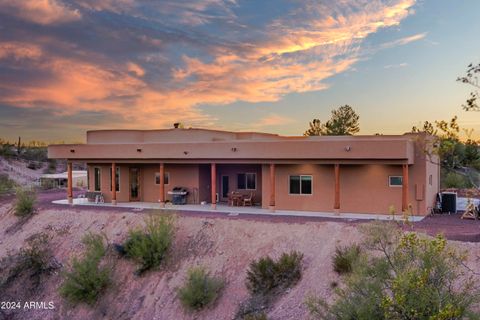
[389,176,403,187]
[110,167,120,192]
[429,174,433,186]
[155,172,170,185]
[94,167,101,191]
[237,173,256,190]
[289,175,312,195]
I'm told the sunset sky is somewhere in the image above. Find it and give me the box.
[0,0,479,142]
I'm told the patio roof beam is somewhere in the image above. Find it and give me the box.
[67,161,73,204]
[159,163,165,207]
[111,162,117,205]
[269,163,275,212]
[211,163,217,209]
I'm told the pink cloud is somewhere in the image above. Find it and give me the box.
[0,0,81,25]
[0,0,418,130]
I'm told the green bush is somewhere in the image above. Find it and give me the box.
[124,215,175,274]
[0,233,55,294]
[307,222,480,320]
[60,233,110,305]
[0,174,15,193]
[332,244,361,275]
[14,188,36,218]
[442,171,471,188]
[178,267,224,311]
[246,251,303,295]
[18,233,53,275]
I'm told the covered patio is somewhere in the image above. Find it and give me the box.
[52,198,424,222]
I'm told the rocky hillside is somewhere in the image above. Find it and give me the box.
[1,202,480,320]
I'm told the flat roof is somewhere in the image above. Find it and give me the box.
[48,128,429,164]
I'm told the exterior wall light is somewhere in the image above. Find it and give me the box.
[137,148,142,152]
[70,149,75,153]
[344,146,351,152]
[231,147,237,152]
[184,151,189,155]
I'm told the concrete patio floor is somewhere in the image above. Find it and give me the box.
[52,198,425,222]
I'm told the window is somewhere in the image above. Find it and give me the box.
[389,176,403,187]
[109,167,120,192]
[429,174,433,186]
[155,172,170,185]
[237,173,256,190]
[94,167,101,191]
[289,175,312,195]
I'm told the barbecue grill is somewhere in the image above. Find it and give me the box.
[168,187,189,205]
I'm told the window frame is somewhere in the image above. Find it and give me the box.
[154,172,170,185]
[237,172,257,190]
[388,175,403,187]
[109,167,120,192]
[94,167,101,191]
[288,175,313,195]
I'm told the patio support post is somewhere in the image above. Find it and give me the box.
[269,163,275,212]
[334,164,340,213]
[111,162,117,205]
[159,163,165,207]
[67,161,73,204]
[211,163,217,209]
[402,164,409,213]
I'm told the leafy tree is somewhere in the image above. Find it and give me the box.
[304,119,325,136]
[412,116,466,169]
[324,105,360,135]
[307,222,480,320]
[457,63,480,111]
[464,139,480,166]
[304,105,360,136]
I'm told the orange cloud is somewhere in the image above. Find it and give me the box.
[0,0,419,131]
[0,42,42,60]
[0,0,81,25]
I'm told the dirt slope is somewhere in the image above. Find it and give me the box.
[1,203,480,320]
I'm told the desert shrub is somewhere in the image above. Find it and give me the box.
[332,244,361,275]
[307,222,480,320]
[246,251,303,295]
[0,233,56,293]
[243,312,268,320]
[18,233,53,275]
[178,267,224,311]
[43,159,57,174]
[13,187,36,218]
[237,251,302,319]
[60,233,110,305]
[443,171,471,188]
[123,215,175,274]
[0,174,15,193]
[246,256,276,294]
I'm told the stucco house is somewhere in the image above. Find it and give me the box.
[47,128,439,216]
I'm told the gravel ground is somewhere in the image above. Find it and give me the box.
[1,190,480,319]
[5,189,480,242]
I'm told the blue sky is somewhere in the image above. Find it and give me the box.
[0,0,479,142]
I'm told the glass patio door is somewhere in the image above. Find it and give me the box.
[221,175,229,199]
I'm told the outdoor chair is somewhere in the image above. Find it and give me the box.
[243,192,254,206]
[461,201,478,220]
[95,193,105,204]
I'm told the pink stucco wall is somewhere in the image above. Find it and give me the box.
[69,129,440,215]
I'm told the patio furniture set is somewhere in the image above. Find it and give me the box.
[227,191,254,207]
